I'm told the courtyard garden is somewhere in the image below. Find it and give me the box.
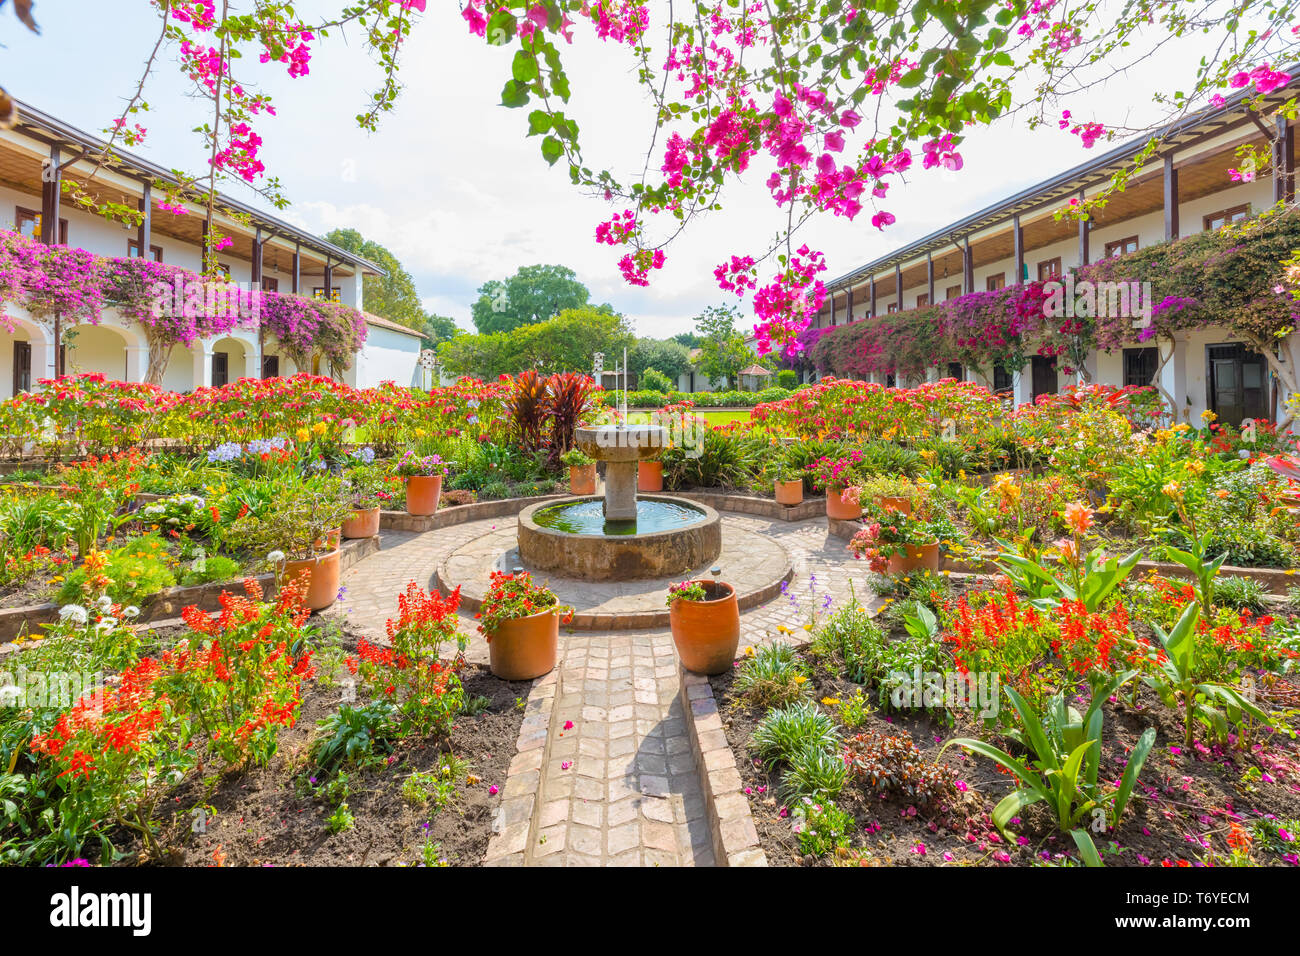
[0,367,1297,868]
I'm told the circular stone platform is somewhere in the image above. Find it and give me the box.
[437,517,792,629]
[518,495,722,581]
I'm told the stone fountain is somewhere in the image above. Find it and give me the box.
[515,423,722,580]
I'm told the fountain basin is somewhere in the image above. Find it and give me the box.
[574,423,669,521]
[518,495,722,581]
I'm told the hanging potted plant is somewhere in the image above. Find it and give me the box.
[395,450,447,516]
[846,505,958,576]
[227,479,353,611]
[561,447,598,496]
[476,569,573,680]
[812,453,866,520]
[666,578,740,675]
[770,459,805,506]
[341,453,384,538]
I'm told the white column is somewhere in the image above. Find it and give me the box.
[124,346,149,384]
[192,341,214,390]
[925,367,940,384]
[1012,364,1032,406]
[1159,337,1188,424]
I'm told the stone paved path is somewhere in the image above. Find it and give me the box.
[325,508,866,866]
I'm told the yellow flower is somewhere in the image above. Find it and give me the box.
[1201,409,1217,423]
[1162,481,1182,499]
[312,421,328,436]
[776,625,791,635]
[743,646,755,656]
[802,623,813,632]
[295,427,310,442]
[793,675,808,684]
[1187,460,1205,476]
[821,697,840,707]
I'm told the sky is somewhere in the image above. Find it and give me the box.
[0,1,1238,338]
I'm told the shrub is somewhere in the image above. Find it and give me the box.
[347,583,467,737]
[733,643,808,707]
[1212,575,1271,614]
[638,367,674,393]
[165,574,317,768]
[751,701,838,766]
[178,554,242,587]
[842,731,956,805]
[783,741,848,800]
[56,537,177,606]
[776,369,798,389]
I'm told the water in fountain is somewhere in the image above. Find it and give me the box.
[532,497,708,537]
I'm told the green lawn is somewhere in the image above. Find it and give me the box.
[626,408,752,426]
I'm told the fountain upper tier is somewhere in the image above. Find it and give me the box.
[574,424,668,464]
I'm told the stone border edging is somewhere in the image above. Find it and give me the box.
[680,667,767,867]
[483,666,559,866]
[379,494,568,533]
[437,557,793,631]
[0,534,379,644]
[827,516,1298,594]
[674,491,825,522]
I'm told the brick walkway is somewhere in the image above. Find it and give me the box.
[327,508,865,866]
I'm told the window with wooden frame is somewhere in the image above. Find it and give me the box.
[992,364,1013,394]
[313,287,342,303]
[887,302,899,314]
[915,293,929,308]
[126,239,164,261]
[15,207,68,244]
[1203,204,1249,231]
[1037,257,1062,280]
[1104,236,1139,258]
[260,276,279,293]
[985,272,1006,291]
[945,284,961,301]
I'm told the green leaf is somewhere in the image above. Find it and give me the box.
[1113,727,1156,825]
[499,79,530,109]
[1071,828,1105,867]
[540,135,564,166]
[512,50,539,83]
[526,110,551,136]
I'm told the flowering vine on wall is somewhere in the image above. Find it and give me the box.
[0,229,368,384]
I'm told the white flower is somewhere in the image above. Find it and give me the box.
[143,505,165,516]
[96,620,117,633]
[96,594,113,608]
[122,606,140,619]
[58,605,88,625]
[267,550,286,563]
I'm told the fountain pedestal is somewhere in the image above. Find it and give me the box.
[575,424,666,522]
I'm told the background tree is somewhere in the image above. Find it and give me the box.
[441,306,633,379]
[629,337,693,381]
[671,332,702,349]
[325,228,433,326]
[694,304,756,388]
[470,263,598,334]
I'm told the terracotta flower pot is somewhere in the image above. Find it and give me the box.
[886,541,940,576]
[569,463,597,496]
[875,496,912,516]
[405,474,443,516]
[341,506,380,539]
[638,460,664,492]
[825,487,862,521]
[281,548,341,612]
[669,580,740,675]
[486,608,560,681]
[774,479,804,506]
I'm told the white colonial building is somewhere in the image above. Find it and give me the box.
[0,99,423,396]
[802,79,1300,426]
